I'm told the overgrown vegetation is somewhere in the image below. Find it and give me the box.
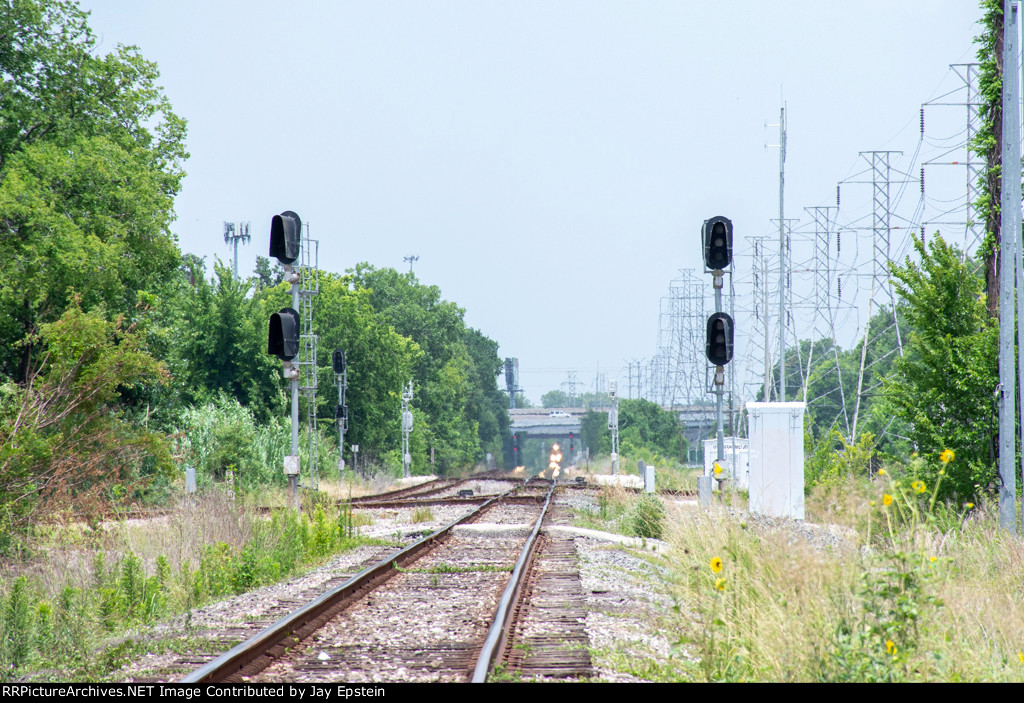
[0,495,386,681]
[664,451,1021,682]
[574,485,667,541]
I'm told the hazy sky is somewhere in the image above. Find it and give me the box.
[79,1,984,401]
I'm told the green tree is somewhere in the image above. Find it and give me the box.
[884,234,997,498]
[165,260,283,422]
[462,328,510,458]
[253,256,284,291]
[308,273,420,457]
[581,410,611,456]
[541,389,574,408]
[351,265,485,472]
[618,398,685,460]
[0,0,187,381]
[582,399,685,461]
[0,1,187,173]
[972,0,1003,318]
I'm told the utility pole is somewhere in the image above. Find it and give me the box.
[333,350,348,475]
[772,106,788,401]
[403,255,419,273]
[999,0,1020,531]
[401,380,414,478]
[609,380,619,475]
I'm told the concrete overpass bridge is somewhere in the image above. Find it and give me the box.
[508,408,583,438]
[508,405,723,446]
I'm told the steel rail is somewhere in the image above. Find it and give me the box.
[352,493,546,510]
[346,477,455,503]
[179,486,518,684]
[347,474,526,505]
[471,482,555,683]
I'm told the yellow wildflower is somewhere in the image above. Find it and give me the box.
[870,500,876,507]
[912,480,926,494]
[886,640,896,656]
[1019,651,1023,664]
[940,449,955,464]
[710,556,723,573]
[883,494,893,507]
[966,503,974,509]
[877,468,887,476]
[715,577,727,592]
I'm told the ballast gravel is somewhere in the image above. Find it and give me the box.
[106,485,857,683]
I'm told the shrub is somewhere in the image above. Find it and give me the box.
[630,494,665,540]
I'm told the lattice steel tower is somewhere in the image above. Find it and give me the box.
[851,150,905,440]
[805,205,851,435]
[298,226,321,490]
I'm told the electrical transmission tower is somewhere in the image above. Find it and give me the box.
[921,63,984,257]
[743,236,774,404]
[803,205,853,436]
[625,358,645,400]
[656,270,707,408]
[843,150,910,441]
[561,371,580,406]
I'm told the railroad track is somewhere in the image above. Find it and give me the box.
[179,479,573,683]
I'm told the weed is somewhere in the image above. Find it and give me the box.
[630,494,666,540]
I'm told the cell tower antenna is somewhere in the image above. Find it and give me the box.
[223,221,251,279]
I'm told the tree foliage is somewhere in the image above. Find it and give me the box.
[883,234,997,498]
[0,303,173,541]
[349,264,506,472]
[162,260,280,422]
[0,0,187,381]
[582,399,685,462]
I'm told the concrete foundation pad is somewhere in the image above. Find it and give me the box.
[544,525,669,554]
[393,475,438,488]
[590,474,644,489]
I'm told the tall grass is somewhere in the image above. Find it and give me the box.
[664,461,1024,682]
[0,494,384,681]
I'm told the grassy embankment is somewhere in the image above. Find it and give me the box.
[576,458,1024,682]
[0,477,394,682]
